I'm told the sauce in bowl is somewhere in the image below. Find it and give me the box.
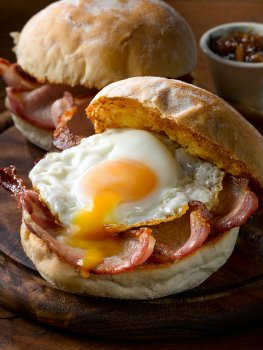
[209,31,263,63]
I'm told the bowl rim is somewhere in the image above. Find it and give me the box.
[199,21,263,68]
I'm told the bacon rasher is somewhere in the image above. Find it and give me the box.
[0,166,259,272]
[149,176,258,264]
[1,59,96,132]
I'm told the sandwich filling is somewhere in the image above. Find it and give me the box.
[0,58,96,134]
[0,59,193,142]
[0,129,258,276]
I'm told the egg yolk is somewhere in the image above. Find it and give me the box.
[68,159,158,273]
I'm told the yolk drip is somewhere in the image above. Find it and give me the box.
[71,191,121,239]
[69,159,158,274]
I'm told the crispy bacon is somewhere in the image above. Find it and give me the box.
[0,166,62,230]
[51,91,77,127]
[22,192,155,274]
[173,202,211,258]
[51,91,95,128]
[0,165,27,204]
[6,86,60,130]
[6,85,95,131]
[23,194,155,274]
[150,178,258,263]
[149,202,211,263]
[93,228,155,274]
[1,59,96,132]
[0,58,40,90]
[211,175,258,233]
[23,191,64,233]
[0,166,259,274]
[52,93,94,150]
[21,191,83,266]
[53,126,83,150]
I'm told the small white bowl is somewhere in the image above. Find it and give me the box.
[200,22,263,116]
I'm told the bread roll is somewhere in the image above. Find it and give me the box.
[11,114,53,151]
[14,0,196,88]
[87,76,263,190]
[9,0,196,150]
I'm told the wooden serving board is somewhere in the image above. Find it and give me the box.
[1,120,263,340]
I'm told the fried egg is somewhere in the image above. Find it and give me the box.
[29,129,224,238]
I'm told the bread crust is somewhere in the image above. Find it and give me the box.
[20,222,238,300]
[87,77,263,190]
[13,0,196,88]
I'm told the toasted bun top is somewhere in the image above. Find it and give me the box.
[87,76,263,190]
[13,0,196,88]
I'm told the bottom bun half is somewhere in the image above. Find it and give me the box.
[20,223,239,300]
[11,114,53,151]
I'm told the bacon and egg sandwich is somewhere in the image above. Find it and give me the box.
[1,77,262,299]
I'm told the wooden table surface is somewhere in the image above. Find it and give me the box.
[1,1,263,349]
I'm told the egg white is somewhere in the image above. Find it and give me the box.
[29,129,224,228]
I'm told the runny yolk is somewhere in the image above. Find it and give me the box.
[68,159,158,274]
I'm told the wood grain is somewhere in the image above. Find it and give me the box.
[0,314,262,350]
[1,125,263,340]
[0,111,13,133]
[0,247,263,341]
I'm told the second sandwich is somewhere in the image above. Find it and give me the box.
[0,0,196,150]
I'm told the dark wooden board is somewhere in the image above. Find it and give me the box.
[1,123,263,340]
